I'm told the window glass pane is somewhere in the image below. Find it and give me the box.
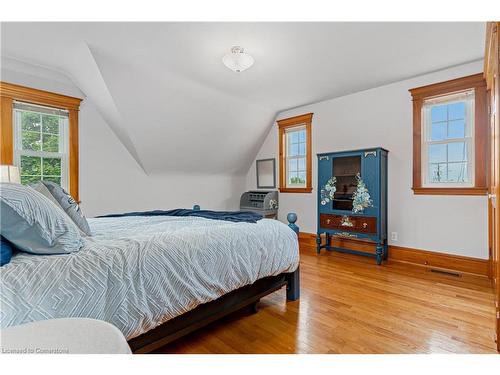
[42,115,59,134]
[298,142,306,156]
[21,130,41,151]
[448,142,467,162]
[298,158,306,171]
[43,157,62,178]
[431,105,447,122]
[42,133,59,152]
[16,109,67,190]
[424,94,473,187]
[429,163,446,182]
[289,131,299,144]
[288,159,297,172]
[447,162,468,183]
[430,122,446,141]
[20,155,41,176]
[21,111,41,132]
[448,120,465,139]
[448,102,465,120]
[289,172,305,186]
[290,143,299,156]
[298,172,306,184]
[428,144,446,163]
[298,130,306,142]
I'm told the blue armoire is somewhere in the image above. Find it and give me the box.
[316,148,388,265]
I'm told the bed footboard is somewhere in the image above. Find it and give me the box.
[285,212,300,301]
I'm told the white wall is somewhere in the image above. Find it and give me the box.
[1,58,245,217]
[79,100,245,216]
[245,61,488,259]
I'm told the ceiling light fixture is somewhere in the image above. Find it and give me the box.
[222,46,254,73]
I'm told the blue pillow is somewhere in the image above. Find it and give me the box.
[32,181,92,236]
[1,236,13,266]
[0,183,83,255]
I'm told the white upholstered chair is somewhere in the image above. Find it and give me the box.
[0,318,131,354]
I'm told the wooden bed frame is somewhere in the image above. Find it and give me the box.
[128,210,301,354]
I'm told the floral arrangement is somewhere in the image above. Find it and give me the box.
[320,177,337,205]
[269,199,278,209]
[352,173,373,213]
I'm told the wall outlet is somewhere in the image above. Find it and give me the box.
[391,232,398,241]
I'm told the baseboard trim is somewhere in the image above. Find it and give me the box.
[298,232,490,277]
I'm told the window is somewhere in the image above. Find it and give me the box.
[14,102,69,189]
[0,81,82,201]
[422,91,474,187]
[286,126,307,187]
[277,113,313,193]
[409,74,487,195]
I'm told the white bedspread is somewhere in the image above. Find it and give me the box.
[0,216,299,339]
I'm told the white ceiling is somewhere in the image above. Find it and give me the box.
[0,22,485,175]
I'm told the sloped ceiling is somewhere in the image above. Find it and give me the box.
[0,22,485,175]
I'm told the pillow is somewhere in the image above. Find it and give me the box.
[0,183,83,255]
[1,236,13,266]
[32,181,92,236]
[30,181,63,210]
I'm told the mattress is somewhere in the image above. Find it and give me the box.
[0,216,299,339]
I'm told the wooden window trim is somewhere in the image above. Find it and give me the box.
[277,113,313,193]
[409,73,488,196]
[0,81,82,202]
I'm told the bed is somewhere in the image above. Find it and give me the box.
[0,214,300,353]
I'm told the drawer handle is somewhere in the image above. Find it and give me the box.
[362,222,368,229]
[326,219,331,224]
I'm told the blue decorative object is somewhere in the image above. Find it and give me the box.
[287,212,299,235]
[193,204,201,211]
[317,148,388,265]
[1,236,13,267]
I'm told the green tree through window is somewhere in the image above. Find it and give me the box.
[15,107,66,188]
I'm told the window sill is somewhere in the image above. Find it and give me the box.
[412,187,488,196]
[279,187,313,193]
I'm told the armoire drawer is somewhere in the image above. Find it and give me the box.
[319,214,377,234]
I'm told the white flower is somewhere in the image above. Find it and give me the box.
[352,174,373,213]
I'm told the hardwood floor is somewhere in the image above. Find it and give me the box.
[155,248,497,354]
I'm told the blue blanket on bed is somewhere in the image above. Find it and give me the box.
[97,209,263,223]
